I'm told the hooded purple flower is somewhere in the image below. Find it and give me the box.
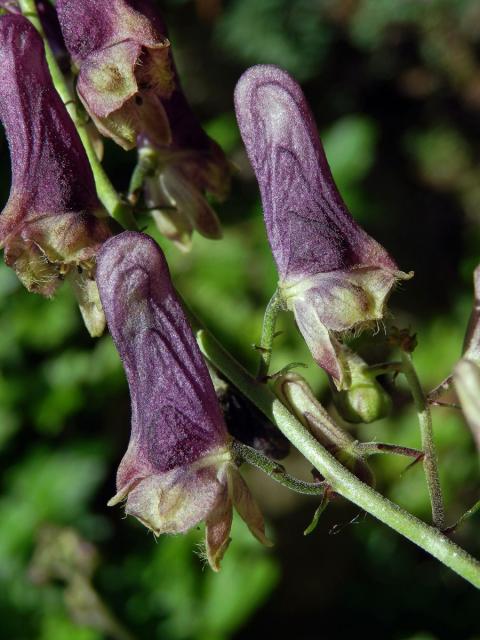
[97,232,269,570]
[57,0,229,247]
[0,14,111,336]
[56,0,174,150]
[234,65,411,389]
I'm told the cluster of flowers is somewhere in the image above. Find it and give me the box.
[0,1,416,569]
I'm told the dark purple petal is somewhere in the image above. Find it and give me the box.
[97,232,269,565]
[0,15,111,334]
[96,232,228,476]
[56,0,173,149]
[234,64,397,282]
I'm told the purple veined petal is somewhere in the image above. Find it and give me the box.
[234,65,411,388]
[234,64,398,282]
[56,0,174,150]
[97,232,269,568]
[0,14,111,335]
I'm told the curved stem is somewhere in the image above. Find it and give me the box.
[256,289,283,379]
[355,442,423,459]
[401,351,445,529]
[196,328,480,588]
[444,498,480,534]
[19,0,138,231]
[232,440,326,496]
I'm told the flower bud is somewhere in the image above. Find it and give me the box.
[330,349,392,424]
[0,15,111,336]
[234,65,411,389]
[56,0,174,150]
[97,232,270,570]
[274,373,374,486]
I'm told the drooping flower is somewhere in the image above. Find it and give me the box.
[0,14,111,336]
[139,88,229,250]
[56,0,174,150]
[132,0,229,250]
[234,65,411,389]
[56,0,230,248]
[96,231,270,570]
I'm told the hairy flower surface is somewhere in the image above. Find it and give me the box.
[97,232,269,569]
[0,14,111,335]
[56,0,174,150]
[134,0,229,250]
[235,65,410,389]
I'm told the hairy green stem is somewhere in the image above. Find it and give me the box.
[127,147,159,204]
[401,351,445,529]
[256,289,283,379]
[19,0,138,231]
[444,498,480,534]
[355,442,423,460]
[232,440,326,496]
[196,328,480,588]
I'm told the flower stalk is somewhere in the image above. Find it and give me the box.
[401,351,445,529]
[232,440,326,496]
[256,289,283,379]
[196,327,480,588]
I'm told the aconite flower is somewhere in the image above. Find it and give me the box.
[139,90,229,251]
[96,232,270,570]
[0,14,111,336]
[56,0,174,150]
[234,65,411,389]
[134,0,229,250]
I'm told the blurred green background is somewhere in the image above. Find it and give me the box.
[1,0,480,638]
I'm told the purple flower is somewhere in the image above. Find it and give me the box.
[234,65,411,389]
[0,1,20,14]
[0,14,111,336]
[140,87,230,250]
[97,232,269,570]
[135,0,229,249]
[56,0,174,150]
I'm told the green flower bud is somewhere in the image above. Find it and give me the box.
[330,350,392,424]
[274,372,374,486]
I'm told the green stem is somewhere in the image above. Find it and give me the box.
[355,442,423,459]
[128,147,158,204]
[196,328,480,588]
[401,351,445,529]
[444,498,480,534]
[232,440,326,496]
[257,289,283,379]
[428,374,453,403]
[19,0,138,231]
